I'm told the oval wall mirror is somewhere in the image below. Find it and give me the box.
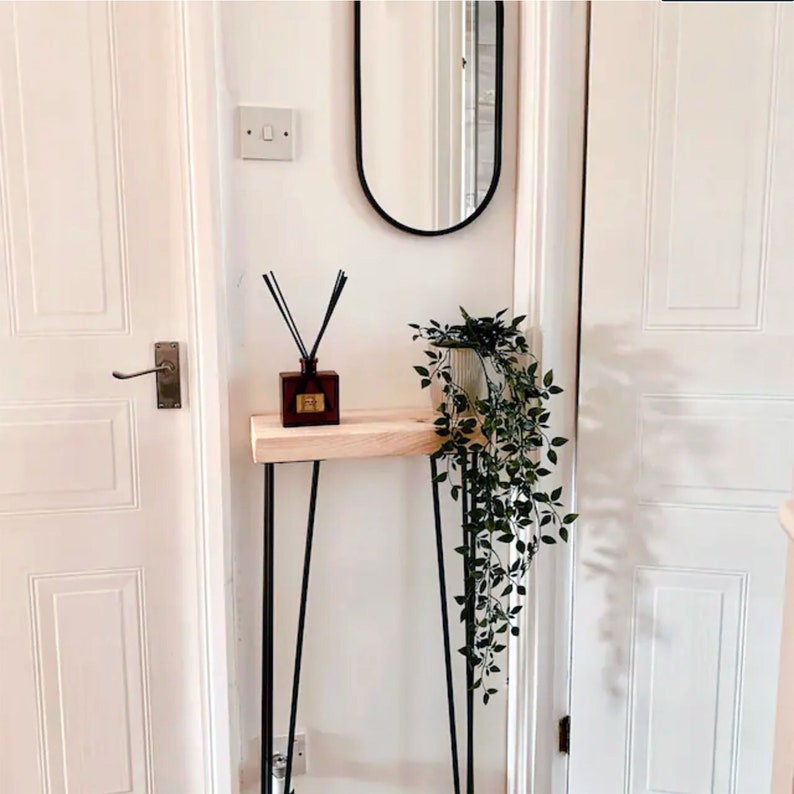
[355,1,504,236]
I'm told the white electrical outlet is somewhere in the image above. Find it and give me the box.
[238,106,295,161]
[273,732,307,776]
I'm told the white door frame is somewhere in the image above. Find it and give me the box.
[175,3,236,792]
[508,4,589,794]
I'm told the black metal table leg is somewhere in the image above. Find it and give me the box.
[430,457,461,794]
[284,460,322,794]
[461,453,475,794]
[262,463,276,794]
[466,452,478,794]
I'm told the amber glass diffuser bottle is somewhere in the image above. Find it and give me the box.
[263,270,347,428]
[280,357,339,427]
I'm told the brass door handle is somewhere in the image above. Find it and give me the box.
[112,362,174,380]
[112,342,182,409]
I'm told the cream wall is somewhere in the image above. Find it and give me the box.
[218,3,518,792]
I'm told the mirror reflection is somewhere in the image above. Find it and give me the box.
[356,1,503,235]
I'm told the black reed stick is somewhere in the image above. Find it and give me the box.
[262,273,308,359]
[262,270,347,363]
[308,270,347,361]
[268,272,309,358]
[262,273,306,357]
[309,272,345,358]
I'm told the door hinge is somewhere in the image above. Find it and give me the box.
[558,715,571,754]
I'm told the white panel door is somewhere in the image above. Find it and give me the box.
[570,3,794,793]
[0,3,207,792]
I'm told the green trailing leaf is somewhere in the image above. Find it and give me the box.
[409,307,578,704]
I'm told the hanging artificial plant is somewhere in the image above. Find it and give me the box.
[411,308,577,703]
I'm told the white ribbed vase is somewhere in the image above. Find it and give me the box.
[429,345,484,414]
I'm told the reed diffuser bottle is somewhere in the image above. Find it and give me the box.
[263,270,348,428]
[280,356,339,427]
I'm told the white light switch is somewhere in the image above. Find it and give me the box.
[238,107,294,161]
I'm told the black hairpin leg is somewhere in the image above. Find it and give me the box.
[284,461,322,794]
[430,456,461,794]
[262,463,276,794]
[466,452,478,794]
[461,453,475,794]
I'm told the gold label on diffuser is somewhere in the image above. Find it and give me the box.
[296,393,325,414]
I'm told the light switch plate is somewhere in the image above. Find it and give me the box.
[238,106,294,161]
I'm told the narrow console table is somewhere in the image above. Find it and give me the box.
[250,408,476,794]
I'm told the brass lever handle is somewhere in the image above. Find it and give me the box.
[112,342,181,409]
[112,361,175,380]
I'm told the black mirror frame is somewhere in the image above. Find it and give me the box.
[354,0,505,237]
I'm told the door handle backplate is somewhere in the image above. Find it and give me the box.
[112,342,182,409]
